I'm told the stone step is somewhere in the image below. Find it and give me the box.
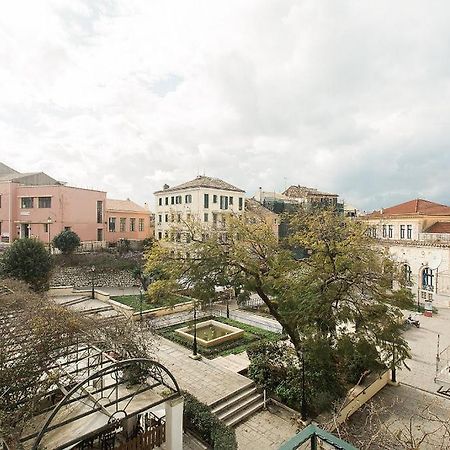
[217,392,262,422]
[225,398,265,428]
[208,381,255,410]
[211,385,257,415]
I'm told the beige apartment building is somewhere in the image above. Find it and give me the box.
[363,198,450,308]
[154,175,245,243]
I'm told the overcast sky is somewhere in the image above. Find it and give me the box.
[1,1,449,211]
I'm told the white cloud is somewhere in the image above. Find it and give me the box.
[1,0,449,211]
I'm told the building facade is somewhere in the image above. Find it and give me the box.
[105,199,153,243]
[363,199,450,308]
[154,175,245,242]
[0,162,150,245]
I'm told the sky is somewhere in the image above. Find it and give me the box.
[1,0,449,211]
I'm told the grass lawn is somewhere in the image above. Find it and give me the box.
[111,294,192,311]
[158,315,284,359]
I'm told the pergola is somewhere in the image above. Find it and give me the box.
[0,286,184,450]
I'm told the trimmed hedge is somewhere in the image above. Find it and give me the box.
[158,316,283,359]
[183,392,237,450]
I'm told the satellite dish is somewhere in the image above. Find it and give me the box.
[429,253,442,270]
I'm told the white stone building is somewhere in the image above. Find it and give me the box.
[154,175,245,242]
[363,199,450,309]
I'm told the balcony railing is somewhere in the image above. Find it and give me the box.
[419,232,450,242]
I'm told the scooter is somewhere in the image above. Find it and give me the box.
[405,315,420,328]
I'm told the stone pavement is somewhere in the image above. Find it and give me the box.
[235,403,299,450]
[154,335,253,406]
[398,307,450,394]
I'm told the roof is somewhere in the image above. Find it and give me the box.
[366,199,450,219]
[106,198,149,213]
[424,222,450,234]
[0,162,19,177]
[246,198,278,216]
[154,175,245,194]
[283,185,338,198]
[0,170,60,185]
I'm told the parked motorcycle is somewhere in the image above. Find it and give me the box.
[404,315,420,328]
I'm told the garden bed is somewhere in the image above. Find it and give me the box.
[111,294,192,311]
[158,315,283,359]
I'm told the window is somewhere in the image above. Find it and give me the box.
[400,225,405,239]
[65,226,71,231]
[238,197,243,211]
[171,214,175,222]
[177,213,181,223]
[212,213,217,224]
[139,218,144,231]
[388,225,393,238]
[38,197,51,208]
[120,218,126,232]
[21,197,33,209]
[403,264,412,285]
[204,193,209,208]
[407,225,412,239]
[171,196,175,205]
[422,268,434,290]
[158,231,162,240]
[130,218,136,231]
[44,223,49,233]
[185,194,192,204]
[229,196,233,205]
[165,197,169,205]
[175,195,182,204]
[204,213,209,222]
[158,214,162,224]
[213,195,218,203]
[165,214,169,222]
[97,228,103,241]
[186,213,191,221]
[372,227,377,238]
[108,217,116,232]
[0,195,2,208]
[158,198,162,206]
[382,225,387,238]
[97,201,103,224]
[220,196,229,210]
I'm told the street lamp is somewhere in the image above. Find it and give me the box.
[139,288,144,322]
[226,289,230,319]
[91,266,95,299]
[47,217,52,253]
[193,300,198,357]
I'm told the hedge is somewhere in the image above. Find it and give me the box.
[183,392,237,450]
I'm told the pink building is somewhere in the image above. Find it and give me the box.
[0,162,151,245]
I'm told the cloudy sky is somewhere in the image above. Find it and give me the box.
[1,1,449,211]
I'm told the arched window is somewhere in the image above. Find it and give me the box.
[422,267,434,290]
[403,264,412,285]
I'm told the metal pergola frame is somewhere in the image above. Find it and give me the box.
[0,289,181,450]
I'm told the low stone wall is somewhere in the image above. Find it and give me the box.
[50,266,139,289]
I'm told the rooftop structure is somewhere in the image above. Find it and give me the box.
[154,175,244,195]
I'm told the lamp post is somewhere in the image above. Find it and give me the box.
[226,289,230,319]
[301,350,307,421]
[139,288,144,322]
[91,266,95,299]
[193,301,198,357]
[47,217,52,253]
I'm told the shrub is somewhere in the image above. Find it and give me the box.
[52,230,80,254]
[183,392,237,450]
[0,239,52,291]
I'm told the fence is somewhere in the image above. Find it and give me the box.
[116,427,165,450]
[77,240,108,252]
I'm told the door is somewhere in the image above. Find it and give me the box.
[97,228,103,241]
[21,223,30,238]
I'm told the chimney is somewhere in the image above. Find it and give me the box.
[163,184,169,190]
[259,187,262,203]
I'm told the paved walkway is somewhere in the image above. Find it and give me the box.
[235,403,299,450]
[398,307,450,395]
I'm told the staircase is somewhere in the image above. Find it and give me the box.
[210,382,264,427]
[210,352,250,374]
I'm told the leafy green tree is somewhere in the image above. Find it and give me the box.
[145,209,414,415]
[52,230,81,254]
[1,238,52,291]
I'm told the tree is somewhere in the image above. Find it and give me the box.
[145,209,414,416]
[52,230,81,254]
[0,238,52,291]
[0,279,156,447]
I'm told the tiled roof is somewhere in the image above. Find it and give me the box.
[283,185,337,198]
[366,199,450,218]
[246,198,278,216]
[424,222,450,234]
[154,176,245,194]
[106,198,149,213]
